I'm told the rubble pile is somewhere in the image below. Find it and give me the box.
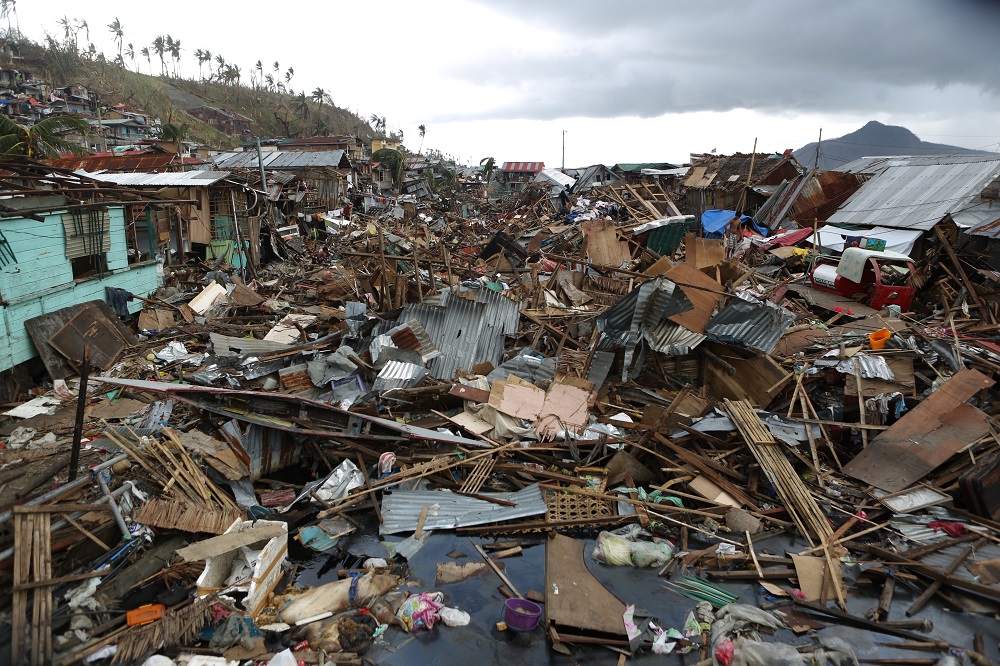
[3,170,1000,666]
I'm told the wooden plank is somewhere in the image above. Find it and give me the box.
[13,504,115,514]
[664,263,724,334]
[545,533,627,639]
[843,369,995,492]
[174,524,287,561]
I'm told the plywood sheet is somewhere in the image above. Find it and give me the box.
[545,533,627,638]
[704,343,791,407]
[581,218,630,266]
[489,380,545,420]
[664,263,724,334]
[683,233,725,270]
[791,554,842,602]
[845,355,916,398]
[843,369,995,492]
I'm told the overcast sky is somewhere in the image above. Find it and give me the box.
[12,0,1000,166]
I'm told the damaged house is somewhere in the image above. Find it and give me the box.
[683,151,803,219]
[0,161,168,374]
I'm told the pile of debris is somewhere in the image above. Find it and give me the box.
[2,180,1000,666]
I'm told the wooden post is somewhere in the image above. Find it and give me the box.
[68,345,90,483]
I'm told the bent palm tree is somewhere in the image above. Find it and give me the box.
[418,124,426,153]
[0,115,89,158]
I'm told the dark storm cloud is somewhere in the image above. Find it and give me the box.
[440,0,1000,121]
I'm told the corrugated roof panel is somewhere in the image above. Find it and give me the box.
[828,155,1000,230]
[380,484,547,534]
[500,162,544,173]
[80,170,230,187]
[643,321,706,355]
[704,297,795,354]
[373,360,428,394]
[442,286,521,336]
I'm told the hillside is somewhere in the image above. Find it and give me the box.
[793,120,995,171]
[14,39,375,150]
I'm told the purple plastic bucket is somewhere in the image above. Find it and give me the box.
[502,598,542,631]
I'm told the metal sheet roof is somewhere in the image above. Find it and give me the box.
[373,360,428,394]
[380,484,547,534]
[441,286,521,336]
[500,161,544,173]
[535,168,576,188]
[705,296,795,354]
[44,153,178,173]
[400,297,505,381]
[214,150,349,170]
[827,155,1000,230]
[80,170,230,187]
[642,321,706,356]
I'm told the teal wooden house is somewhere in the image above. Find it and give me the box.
[0,162,167,373]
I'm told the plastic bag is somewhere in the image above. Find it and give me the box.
[440,607,470,627]
[731,638,804,666]
[715,639,735,665]
[266,649,297,666]
[591,530,674,567]
[396,592,445,631]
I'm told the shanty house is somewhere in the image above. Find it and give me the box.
[81,170,261,270]
[0,163,163,373]
[214,149,354,214]
[683,152,802,219]
[498,162,544,193]
[281,136,367,162]
[186,106,253,137]
[823,154,1000,263]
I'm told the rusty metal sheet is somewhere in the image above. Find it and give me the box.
[47,302,130,372]
[843,369,996,492]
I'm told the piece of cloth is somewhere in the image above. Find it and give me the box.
[928,521,968,537]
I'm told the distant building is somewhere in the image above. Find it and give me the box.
[186,105,253,137]
[498,161,544,193]
[280,135,367,162]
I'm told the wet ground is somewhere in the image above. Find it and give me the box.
[288,521,1000,665]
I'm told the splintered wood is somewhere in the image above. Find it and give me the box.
[135,499,244,535]
[13,512,52,666]
[723,399,833,546]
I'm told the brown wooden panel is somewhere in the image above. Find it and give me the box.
[843,369,995,492]
[545,533,627,639]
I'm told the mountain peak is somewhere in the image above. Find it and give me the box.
[794,120,992,170]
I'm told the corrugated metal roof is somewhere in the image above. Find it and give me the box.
[44,153,178,172]
[535,168,576,188]
[380,484,547,534]
[80,170,230,187]
[401,297,505,380]
[214,150,350,170]
[596,277,693,349]
[373,360,428,394]
[704,296,795,354]
[642,321,706,356]
[500,162,544,173]
[441,286,521,336]
[828,155,1000,230]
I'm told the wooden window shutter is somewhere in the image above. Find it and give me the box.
[63,209,111,259]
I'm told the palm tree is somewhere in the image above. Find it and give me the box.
[312,116,332,136]
[141,46,151,74]
[161,120,189,163]
[108,18,123,65]
[264,73,274,91]
[418,124,426,153]
[152,36,166,75]
[272,61,279,76]
[169,37,181,78]
[213,54,225,81]
[480,156,497,184]
[371,148,406,191]
[291,92,310,121]
[125,43,135,71]
[194,49,204,80]
[284,67,294,93]
[310,87,328,112]
[0,115,89,158]
[0,0,20,38]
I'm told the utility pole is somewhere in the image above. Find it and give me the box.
[814,127,822,171]
[561,130,566,170]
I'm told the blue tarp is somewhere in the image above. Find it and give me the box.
[701,209,768,238]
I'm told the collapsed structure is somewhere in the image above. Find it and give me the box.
[1,148,1000,666]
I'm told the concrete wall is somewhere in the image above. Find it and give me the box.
[0,206,159,372]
